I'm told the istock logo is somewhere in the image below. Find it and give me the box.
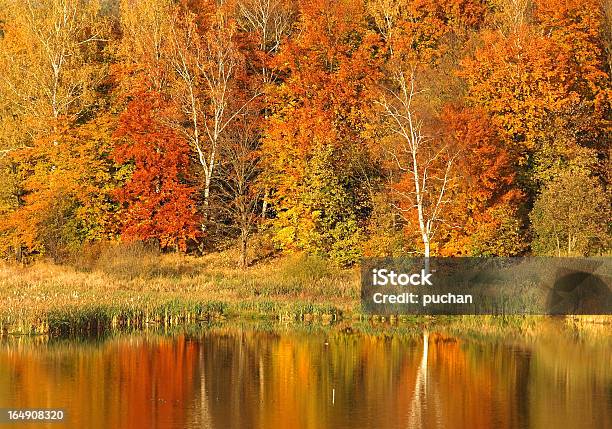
[372,269,433,286]
[363,257,612,315]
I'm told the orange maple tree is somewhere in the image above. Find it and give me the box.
[460,0,609,187]
[113,91,201,251]
[261,0,380,263]
[437,106,526,256]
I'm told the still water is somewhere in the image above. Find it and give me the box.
[0,322,610,429]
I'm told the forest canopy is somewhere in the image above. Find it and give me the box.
[0,0,610,266]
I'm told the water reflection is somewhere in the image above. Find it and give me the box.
[0,324,610,429]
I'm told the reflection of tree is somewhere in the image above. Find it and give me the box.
[199,327,422,428]
[0,335,201,429]
[1,327,609,429]
[405,333,534,429]
[408,331,429,428]
[198,328,544,429]
[194,349,213,428]
[408,331,445,429]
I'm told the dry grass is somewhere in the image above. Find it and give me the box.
[1,244,609,337]
[0,245,360,335]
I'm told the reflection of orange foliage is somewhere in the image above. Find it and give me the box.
[0,335,200,429]
[2,328,609,429]
[201,330,531,429]
[115,335,199,429]
[426,333,532,429]
[201,329,425,429]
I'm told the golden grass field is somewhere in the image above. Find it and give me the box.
[0,246,360,334]
[1,244,609,337]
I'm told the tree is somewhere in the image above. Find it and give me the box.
[0,0,108,125]
[236,0,296,84]
[0,0,609,262]
[0,118,118,260]
[113,91,201,251]
[490,0,533,34]
[168,2,257,221]
[378,70,457,260]
[0,0,111,259]
[216,110,262,267]
[460,0,610,189]
[236,0,297,218]
[370,0,455,260]
[436,105,526,256]
[530,170,610,255]
[117,0,176,91]
[368,0,499,260]
[261,0,378,265]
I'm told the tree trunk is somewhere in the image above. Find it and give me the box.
[240,230,248,269]
[261,188,269,218]
[424,238,430,273]
[203,169,212,225]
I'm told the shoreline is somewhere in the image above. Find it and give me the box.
[1,252,610,337]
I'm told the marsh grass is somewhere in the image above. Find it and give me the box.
[1,245,609,337]
[0,245,358,335]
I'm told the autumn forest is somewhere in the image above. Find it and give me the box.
[0,0,610,267]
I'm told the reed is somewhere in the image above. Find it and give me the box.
[0,248,356,335]
[1,246,609,337]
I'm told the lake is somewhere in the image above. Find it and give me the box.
[0,321,610,429]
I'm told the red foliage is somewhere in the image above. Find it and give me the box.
[438,105,525,255]
[113,91,201,251]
